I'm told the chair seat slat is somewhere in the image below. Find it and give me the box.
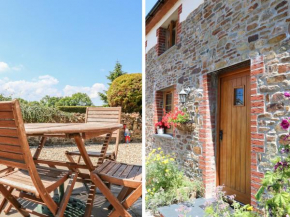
[126,166,141,180]
[120,165,134,179]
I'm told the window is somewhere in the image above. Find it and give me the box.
[156,9,178,56]
[165,20,176,50]
[163,89,174,134]
[234,87,244,106]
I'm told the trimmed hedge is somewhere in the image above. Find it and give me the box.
[21,104,80,123]
[107,73,142,114]
[57,106,89,113]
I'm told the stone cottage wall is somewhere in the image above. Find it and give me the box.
[146,0,290,203]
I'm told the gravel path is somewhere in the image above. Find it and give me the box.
[30,142,142,165]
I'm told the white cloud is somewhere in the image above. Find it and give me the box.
[0,75,60,101]
[11,65,24,71]
[0,75,107,105]
[0,62,24,72]
[63,83,106,105]
[0,62,10,72]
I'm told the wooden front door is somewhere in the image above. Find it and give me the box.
[218,67,251,204]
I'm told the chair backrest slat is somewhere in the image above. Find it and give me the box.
[85,107,121,159]
[0,101,27,169]
[85,107,121,139]
[0,100,58,213]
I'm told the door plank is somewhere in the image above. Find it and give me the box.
[218,68,251,204]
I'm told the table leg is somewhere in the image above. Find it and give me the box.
[33,136,47,160]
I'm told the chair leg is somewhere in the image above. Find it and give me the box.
[4,203,13,214]
[84,184,96,217]
[0,186,13,213]
[0,184,30,217]
[55,173,78,217]
[108,187,133,210]
[65,151,91,191]
[90,172,131,217]
[65,151,81,173]
[108,184,142,217]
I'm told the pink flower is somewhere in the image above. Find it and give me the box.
[281,119,290,130]
[284,92,290,98]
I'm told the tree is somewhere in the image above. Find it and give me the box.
[99,61,127,105]
[107,61,127,86]
[57,93,93,106]
[40,95,61,107]
[107,73,142,114]
[0,94,12,101]
[70,92,93,106]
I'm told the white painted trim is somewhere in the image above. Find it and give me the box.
[146,0,204,53]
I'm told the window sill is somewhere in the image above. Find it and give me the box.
[153,134,174,139]
[157,45,177,59]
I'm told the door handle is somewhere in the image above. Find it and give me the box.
[219,130,223,141]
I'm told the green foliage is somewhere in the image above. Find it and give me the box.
[98,91,108,105]
[40,95,62,107]
[0,94,12,101]
[57,93,93,106]
[99,61,127,105]
[107,73,142,114]
[254,114,290,216]
[205,186,258,217]
[20,104,79,123]
[255,151,290,216]
[106,61,127,86]
[39,93,93,107]
[146,148,203,212]
[57,106,89,113]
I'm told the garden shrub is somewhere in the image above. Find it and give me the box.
[145,148,203,212]
[107,73,142,114]
[204,186,258,217]
[57,106,89,114]
[254,93,290,217]
[21,104,80,123]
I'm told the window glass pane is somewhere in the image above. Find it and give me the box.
[234,88,244,106]
[165,93,172,112]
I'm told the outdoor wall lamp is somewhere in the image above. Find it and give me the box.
[179,87,190,104]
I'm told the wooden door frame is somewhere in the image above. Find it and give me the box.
[216,66,251,187]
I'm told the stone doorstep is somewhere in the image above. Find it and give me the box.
[157,198,215,217]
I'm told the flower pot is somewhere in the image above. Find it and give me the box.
[176,122,195,132]
[157,128,164,134]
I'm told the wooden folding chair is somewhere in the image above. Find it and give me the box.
[0,100,78,217]
[90,161,142,217]
[65,107,122,166]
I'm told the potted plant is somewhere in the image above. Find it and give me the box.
[155,121,166,134]
[164,108,195,132]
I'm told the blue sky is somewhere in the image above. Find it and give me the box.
[146,0,158,15]
[0,0,141,105]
